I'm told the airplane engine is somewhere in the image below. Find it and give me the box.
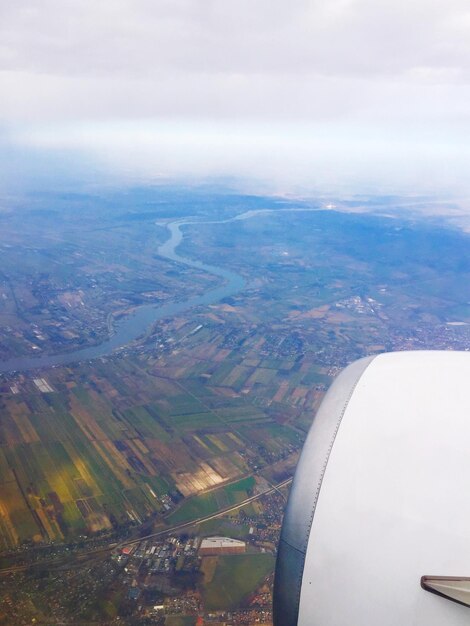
[274,351,470,625]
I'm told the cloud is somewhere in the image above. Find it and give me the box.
[1,1,469,77]
[1,0,470,121]
[0,1,469,194]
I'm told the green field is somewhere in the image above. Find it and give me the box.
[165,617,196,626]
[198,517,253,539]
[203,553,275,610]
[166,476,256,525]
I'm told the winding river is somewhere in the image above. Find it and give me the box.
[0,216,246,374]
[0,207,318,375]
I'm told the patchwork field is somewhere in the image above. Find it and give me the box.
[0,355,301,548]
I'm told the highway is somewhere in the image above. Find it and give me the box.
[118,476,293,548]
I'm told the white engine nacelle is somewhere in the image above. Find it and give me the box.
[274,351,470,625]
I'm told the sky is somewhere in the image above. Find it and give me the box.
[1,0,469,195]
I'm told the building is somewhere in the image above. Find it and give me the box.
[199,536,246,556]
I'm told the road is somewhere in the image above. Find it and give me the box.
[118,476,293,548]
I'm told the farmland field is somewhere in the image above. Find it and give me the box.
[165,617,196,626]
[166,476,256,525]
[202,553,275,610]
[0,353,301,546]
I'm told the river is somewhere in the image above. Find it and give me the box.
[0,218,245,374]
[0,207,318,375]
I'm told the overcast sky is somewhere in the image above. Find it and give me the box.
[1,0,469,195]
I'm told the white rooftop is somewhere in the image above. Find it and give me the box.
[200,536,245,548]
